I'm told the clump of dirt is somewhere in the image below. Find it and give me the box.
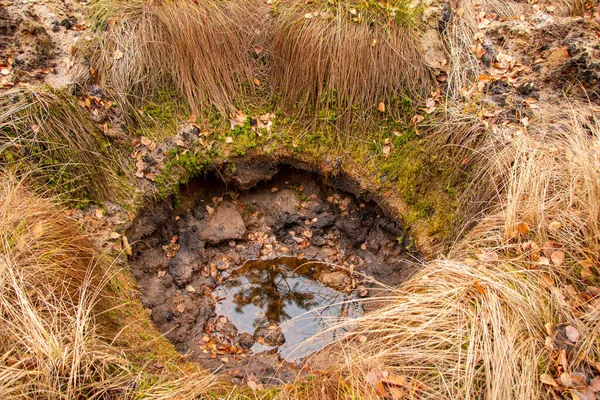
[128,164,414,384]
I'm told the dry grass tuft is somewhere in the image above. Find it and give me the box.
[271,0,432,126]
[0,88,125,203]
[329,259,566,399]
[318,105,600,399]
[437,0,481,97]
[84,0,263,117]
[460,104,600,258]
[0,175,217,399]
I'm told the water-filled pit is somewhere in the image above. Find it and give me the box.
[128,162,414,383]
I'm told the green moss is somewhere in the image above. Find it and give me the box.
[154,149,212,201]
[134,86,188,140]
[141,87,460,245]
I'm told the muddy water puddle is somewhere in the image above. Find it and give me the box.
[214,257,362,362]
[128,164,414,384]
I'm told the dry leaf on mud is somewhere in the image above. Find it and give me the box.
[135,159,145,178]
[162,235,180,258]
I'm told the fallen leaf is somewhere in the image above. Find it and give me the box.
[539,273,555,288]
[565,325,580,342]
[122,236,132,256]
[540,373,558,387]
[366,368,388,398]
[548,221,562,232]
[247,379,262,391]
[113,49,124,61]
[381,374,408,387]
[378,102,386,113]
[382,145,391,158]
[424,98,436,114]
[475,281,486,295]
[477,251,498,263]
[95,209,103,219]
[225,136,234,144]
[551,251,565,266]
[188,114,197,123]
[135,159,145,178]
[411,114,424,125]
[517,222,530,235]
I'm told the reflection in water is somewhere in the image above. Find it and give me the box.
[214,257,362,362]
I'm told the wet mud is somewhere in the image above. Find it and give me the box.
[127,163,415,384]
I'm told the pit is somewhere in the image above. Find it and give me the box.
[127,161,415,384]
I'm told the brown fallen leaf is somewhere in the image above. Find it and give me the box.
[378,102,386,113]
[113,49,124,61]
[551,251,565,266]
[477,251,498,263]
[565,325,580,343]
[366,368,388,398]
[122,236,132,256]
[517,222,530,235]
[539,273,555,288]
[540,373,558,387]
[424,98,436,114]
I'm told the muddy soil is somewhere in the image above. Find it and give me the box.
[127,164,414,384]
[0,0,86,89]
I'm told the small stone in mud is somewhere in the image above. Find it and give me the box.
[198,202,246,244]
[239,332,255,350]
[319,270,352,292]
[254,325,285,347]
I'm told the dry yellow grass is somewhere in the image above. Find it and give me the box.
[310,104,600,399]
[326,260,558,399]
[84,0,262,116]
[271,0,432,125]
[0,88,125,203]
[0,174,218,399]
[461,104,600,258]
